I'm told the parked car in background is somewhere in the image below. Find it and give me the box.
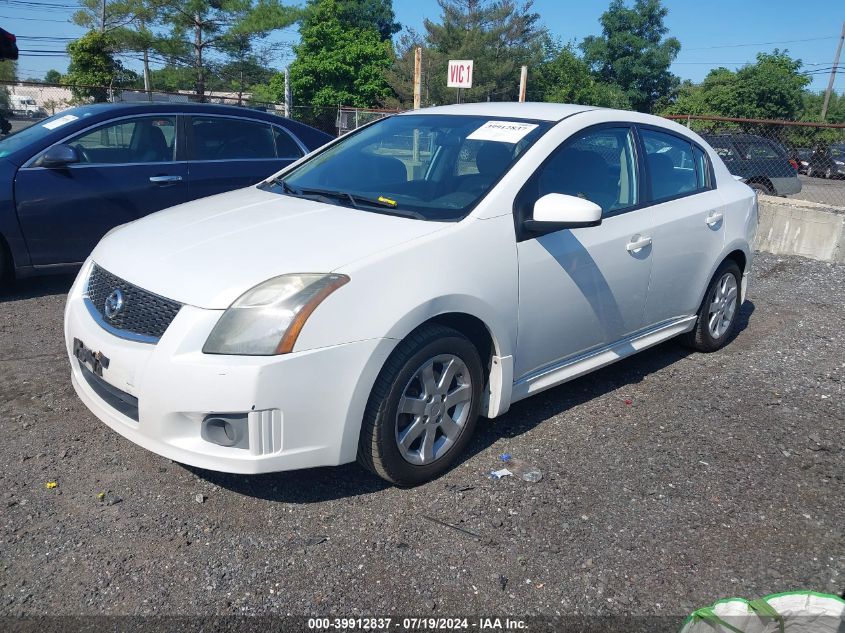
[0,103,332,285]
[806,144,845,179]
[790,147,812,174]
[64,103,757,485]
[701,133,801,196]
[9,95,46,119]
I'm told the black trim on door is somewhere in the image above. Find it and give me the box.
[635,122,717,206]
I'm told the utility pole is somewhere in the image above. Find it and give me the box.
[413,47,422,110]
[100,0,106,32]
[821,21,845,121]
[284,67,291,118]
[194,13,204,101]
[412,47,422,164]
[519,65,528,103]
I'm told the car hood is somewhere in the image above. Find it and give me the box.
[91,187,446,309]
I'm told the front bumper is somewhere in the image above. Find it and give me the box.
[64,265,394,474]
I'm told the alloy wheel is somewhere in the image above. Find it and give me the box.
[395,354,473,465]
[707,272,738,339]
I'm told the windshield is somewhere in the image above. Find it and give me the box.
[0,108,88,159]
[265,114,551,221]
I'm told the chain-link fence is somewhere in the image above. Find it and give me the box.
[0,80,352,136]
[665,114,845,208]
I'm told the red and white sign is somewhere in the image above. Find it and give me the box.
[447,59,473,89]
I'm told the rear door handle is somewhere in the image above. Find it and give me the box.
[706,211,724,227]
[626,235,652,253]
[149,175,183,184]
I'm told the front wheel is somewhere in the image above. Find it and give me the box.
[682,260,742,353]
[358,324,484,486]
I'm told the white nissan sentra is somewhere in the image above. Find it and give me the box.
[64,103,757,485]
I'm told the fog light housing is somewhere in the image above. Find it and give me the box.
[201,414,249,449]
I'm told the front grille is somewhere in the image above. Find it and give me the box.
[86,264,182,341]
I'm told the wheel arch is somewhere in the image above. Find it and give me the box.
[385,304,514,420]
[694,243,752,314]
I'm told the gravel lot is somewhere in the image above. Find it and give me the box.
[792,175,845,208]
[0,252,842,622]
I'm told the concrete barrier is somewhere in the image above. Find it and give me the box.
[755,195,845,263]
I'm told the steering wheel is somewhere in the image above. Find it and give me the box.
[72,144,91,163]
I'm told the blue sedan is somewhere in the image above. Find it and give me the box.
[0,103,333,284]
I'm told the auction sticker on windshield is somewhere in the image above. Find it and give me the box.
[467,120,538,144]
[43,114,79,130]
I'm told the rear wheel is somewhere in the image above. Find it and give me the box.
[358,324,483,486]
[0,240,10,290]
[682,260,742,353]
[749,181,772,196]
[825,167,833,179]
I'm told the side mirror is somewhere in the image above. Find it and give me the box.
[39,144,79,168]
[523,193,602,232]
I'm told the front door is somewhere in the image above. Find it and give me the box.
[514,125,654,380]
[15,115,188,265]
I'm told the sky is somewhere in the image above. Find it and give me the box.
[1,0,842,94]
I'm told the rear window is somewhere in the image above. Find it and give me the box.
[733,140,783,160]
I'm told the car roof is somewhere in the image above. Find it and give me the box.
[399,102,597,122]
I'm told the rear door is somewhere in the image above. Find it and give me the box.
[185,115,304,200]
[638,126,725,326]
[14,114,188,265]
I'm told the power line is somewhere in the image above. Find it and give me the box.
[0,13,71,21]
[684,36,838,51]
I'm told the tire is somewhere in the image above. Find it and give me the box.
[825,167,833,179]
[682,260,742,353]
[748,181,772,196]
[358,324,484,486]
[0,239,10,289]
[807,165,815,178]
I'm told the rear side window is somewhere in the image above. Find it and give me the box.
[273,127,304,159]
[641,128,700,202]
[191,117,276,161]
[693,145,712,189]
[733,140,782,160]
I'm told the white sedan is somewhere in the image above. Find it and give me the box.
[64,103,757,485]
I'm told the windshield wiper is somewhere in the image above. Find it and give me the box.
[265,179,425,220]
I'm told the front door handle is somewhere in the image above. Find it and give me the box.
[706,211,724,227]
[626,235,652,253]
[149,175,183,184]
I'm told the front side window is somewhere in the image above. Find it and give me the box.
[641,128,699,202]
[269,114,551,221]
[532,126,639,215]
[191,117,276,161]
[68,116,176,164]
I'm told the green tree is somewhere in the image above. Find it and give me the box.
[44,69,64,84]
[582,0,680,113]
[536,43,630,108]
[156,0,298,98]
[335,0,400,41]
[64,31,132,102]
[420,0,547,105]
[662,51,811,121]
[289,0,393,109]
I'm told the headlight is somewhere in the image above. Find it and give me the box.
[203,273,349,355]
